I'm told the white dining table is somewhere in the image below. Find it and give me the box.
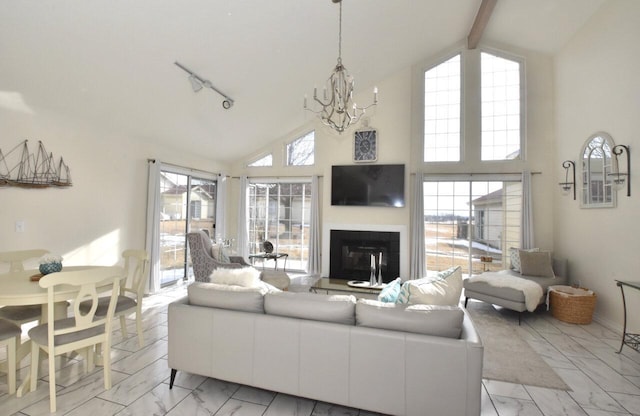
[0,265,123,396]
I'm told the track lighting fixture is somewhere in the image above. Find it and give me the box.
[174,61,234,110]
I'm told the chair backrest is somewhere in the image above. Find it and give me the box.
[188,230,233,282]
[39,266,123,348]
[121,249,150,298]
[0,249,50,273]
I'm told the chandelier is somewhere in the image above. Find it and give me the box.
[304,0,378,134]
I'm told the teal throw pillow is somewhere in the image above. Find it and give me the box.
[377,277,402,303]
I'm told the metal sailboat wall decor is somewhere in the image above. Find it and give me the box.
[0,140,72,188]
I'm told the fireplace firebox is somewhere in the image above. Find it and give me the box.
[329,230,400,283]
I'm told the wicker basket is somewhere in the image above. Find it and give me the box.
[549,286,596,324]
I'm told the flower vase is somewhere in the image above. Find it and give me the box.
[377,269,383,286]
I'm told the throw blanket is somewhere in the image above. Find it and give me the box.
[468,272,543,312]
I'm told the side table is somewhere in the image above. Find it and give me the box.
[615,280,640,353]
[248,252,288,271]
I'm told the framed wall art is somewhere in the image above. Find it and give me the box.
[353,129,377,162]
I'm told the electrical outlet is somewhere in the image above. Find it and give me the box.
[15,220,25,232]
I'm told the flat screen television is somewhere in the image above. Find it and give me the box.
[331,164,405,207]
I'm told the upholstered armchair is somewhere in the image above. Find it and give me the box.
[187,231,243,282]
[186,231,290,289]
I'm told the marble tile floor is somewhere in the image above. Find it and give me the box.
[0,278,639,416]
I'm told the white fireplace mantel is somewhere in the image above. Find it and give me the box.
[322,223,408,278]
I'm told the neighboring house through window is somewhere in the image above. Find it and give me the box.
[158,170,217,286]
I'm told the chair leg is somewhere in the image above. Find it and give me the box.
[7,336,17,394]
[48,348,57,412]
[169,369,177,389]
[119,315,128,340]
[87,346,95,372]
[30,342,39,393]
[135,312,144,348]
[464,297,469,308]
[103,341,112,390]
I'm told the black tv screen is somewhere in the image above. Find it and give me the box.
[331,164,405,207]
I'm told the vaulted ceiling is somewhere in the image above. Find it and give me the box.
[0,0,607,163]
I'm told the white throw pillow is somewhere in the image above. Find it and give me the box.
[397,266,462,306]
[209,267,261,287]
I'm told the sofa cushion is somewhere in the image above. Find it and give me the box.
[377,277,402,303]
[210,267,261,287]
[188,281,278,313]
[397,266,462,306]
[265,292,356,325]
[519,250,555,278]
[356,299,464,338]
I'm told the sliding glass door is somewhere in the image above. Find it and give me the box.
[247,180,311,272]
[158,170,216,286]
[423,178,522,275]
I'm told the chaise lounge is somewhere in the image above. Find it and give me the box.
[464,249,567,323]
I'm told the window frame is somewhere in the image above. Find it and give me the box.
[422,173,522,275]
[415,46,527,165]
[420,51,464,164]
[247,153,273,167]
[479,48,526,161]
[285,130,315,167]
[247,177,313,272]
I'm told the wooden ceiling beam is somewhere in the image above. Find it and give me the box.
[467,0,498,49]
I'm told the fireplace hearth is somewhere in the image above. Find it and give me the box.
[329,229,400,283]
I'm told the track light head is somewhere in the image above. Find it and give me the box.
[188,75,203,92]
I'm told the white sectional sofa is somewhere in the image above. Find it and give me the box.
[168,282,484,416]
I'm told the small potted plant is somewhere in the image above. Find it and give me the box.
[39,254,63,275]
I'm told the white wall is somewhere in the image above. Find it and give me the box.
[0,105,227,272]
[554,0,640,331]
[228,42,557,278]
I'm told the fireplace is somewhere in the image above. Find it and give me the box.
[329,230,400,283]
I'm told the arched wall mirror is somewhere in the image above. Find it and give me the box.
[581,132,616,208]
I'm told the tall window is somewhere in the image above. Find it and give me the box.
[481,52,522,160]
[423,178,521,275]
[423,54,461,162]
[286,131,315,166]
[248,180,312,271]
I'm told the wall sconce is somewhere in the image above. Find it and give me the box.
[609,144,631,197]
[559,160,576,200]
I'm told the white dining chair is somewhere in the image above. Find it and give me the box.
[79,249,150,347]
[0,249,50,327]
[0,319,21,394]
[27,267,122,413]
